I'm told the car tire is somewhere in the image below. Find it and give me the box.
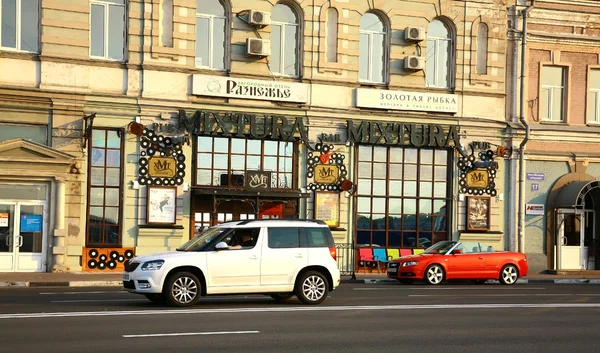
[295,271,329,305]
[164,271,201,307]
[269,293,294,302]
[144,293,166,304]
[398,279,415,285]
[424,264,445,285]
[499,264,519,285]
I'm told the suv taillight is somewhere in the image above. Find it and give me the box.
[329,247,336,261]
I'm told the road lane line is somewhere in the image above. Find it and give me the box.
[409,294,570,297]
[51,299,148,303]
[40,291,124,295]
[2,303,600,320]
[353,287,547,291]
[123,330,260,338]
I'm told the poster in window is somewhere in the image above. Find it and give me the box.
[315,192,340,228]
[0,213,8,227]
[466,196,490,231]
[147,186,177,225]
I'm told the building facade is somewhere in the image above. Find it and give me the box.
[511,0,600,273]
[0,0,511,273]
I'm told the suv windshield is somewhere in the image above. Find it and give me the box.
[423,240,457,254]
[177,227,230,252]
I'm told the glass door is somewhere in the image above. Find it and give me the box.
[556,209,588,270]
[0,202,46,272]
[0,203,16,271]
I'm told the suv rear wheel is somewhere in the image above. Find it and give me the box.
[164,271,201,307]
[295,271,328,305]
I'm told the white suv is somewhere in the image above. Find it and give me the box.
[123,219,341,306]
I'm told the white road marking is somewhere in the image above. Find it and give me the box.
[40,291,123,295]
[353,287,547,291]
[1,303,600,320]
[51,299,148,303]
[123,330,260,338]
[409,294,570,297]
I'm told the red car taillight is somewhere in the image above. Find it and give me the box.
[329,247,337,261]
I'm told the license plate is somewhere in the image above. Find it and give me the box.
[388,268,397,273]
[122,273,130,281]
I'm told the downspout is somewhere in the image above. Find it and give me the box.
[507,6,518,252]
[518,0,535,253]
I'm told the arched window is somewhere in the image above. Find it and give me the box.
[326,8,338,63]
[476,23,488,75]
[271,3,300,77]
[426,19,453,88]
[196,0,227,70]
[359,12,386,83]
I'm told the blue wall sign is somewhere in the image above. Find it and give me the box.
[20,214,42,232]
[526,173,544,181]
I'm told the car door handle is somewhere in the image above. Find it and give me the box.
[479,256,484,260]
[249,255,258,260]
[295,253,303,258]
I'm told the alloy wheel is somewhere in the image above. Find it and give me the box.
[426,265,444,285]
[302,275,326,302]
[171,276,198,304]
[500,265,518,285]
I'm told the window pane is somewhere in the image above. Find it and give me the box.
[589,91,599,122]
[419,182,432,197]
[357,197,371,213]
[106,130,120,148]
[105,168,120,186]
[105,225,119,244]
[247,155,260,170]
[247,140,261,154]
[390,164,402,179]
[20,0,39,52]
[264,140,278,155]
[198,153,212,168]
[404,181,417,197]
[372,198,385,213]
[91,167,105,185]
[434,182,446,198]
[389,180,402,196]
[88,225,102,243]
[389,198,402,214]
[360,13,383,32]
[197,170,211,185]
[231,138,245,154]
[90,206,103,220]
[106,150,120,167]
[92,129,105,147]
[434,150,447,164]
[213,137,228,153]
[434,165,446,180]
[404,148,417,163]
[404,164,417,180]
[438,39,450,88]
[212,17,226,70]
[197,136,213,152]
[541,87,550,120]
[421,150,433,164]
[105,188,119,206]
[231,155,245,170]
[281,157,292,172]
[372,33,385,83]
[91,149,105,166]
[305,227,330,247]
[552,87,564,121]
[476,23,488,75]
[108,4,124,60]
[104,206,119,224]
[90,4,105,57]
[90,188,104,206]
[420,165,433,180]
[358,162,372,178]
[425,39,436,87]
[1,0,17,48]
[543,66,564,86]
[271,24,282,74]
[0,124,46,144]
[359,33,369,81]
[403,199,417,215]
[264,156,277,171]
[373,163,386,178]
[272,3,297,23]
[213,154,228,169]
[198,0,225,16]
[358,179,371,194]
[326,8,338,62]
[283,24,298,76]
[280,142,293,156]
[420,199,432,214]
[195,16,210,67]
[268,227,299,248]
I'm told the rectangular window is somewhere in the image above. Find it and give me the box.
[195,12,226,70]
[1,0,39,52]
[195,136,295,189]
[86,129,124,247]
[270,21,299,77]
[90,0,125,61]
[268,227,299,248]
[0,123,46,144]
[588,69,600,123]
[541,66,566,122]
[303,227,334,248]
[356,146,450,248]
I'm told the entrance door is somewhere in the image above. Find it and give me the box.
[0,202,47,272]
[556,209,592,270]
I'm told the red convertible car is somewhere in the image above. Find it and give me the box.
[387,240,528,285]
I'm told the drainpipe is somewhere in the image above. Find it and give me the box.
[507,6,518,252]
[518,0,535,253]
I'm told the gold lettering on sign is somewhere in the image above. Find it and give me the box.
[314,164,339,184]
[466,168,489,188]
[148,157,177,178]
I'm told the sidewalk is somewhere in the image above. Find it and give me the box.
[1,271,600,287]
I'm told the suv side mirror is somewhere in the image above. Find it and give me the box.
[215,242,228,250]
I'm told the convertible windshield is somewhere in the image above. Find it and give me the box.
[423,240,457,254]
[177,227,230,251]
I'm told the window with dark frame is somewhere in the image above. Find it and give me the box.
[86,129,124,247]
[195,136,296,189]
[355,145,450,249]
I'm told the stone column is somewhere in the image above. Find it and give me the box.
[52,178,67,272]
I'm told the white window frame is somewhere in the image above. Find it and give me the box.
[195,11,227,70]
[271,19,299,77]
[541,66,565,122]
[359,27,386,84]
[0,0,39,53]
[89,0,126,61]
[589,70,600,123]
[426,36,453,89]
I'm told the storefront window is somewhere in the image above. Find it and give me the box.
[195,136,295,189]
[86,129,123,246]
[356,145,450,248]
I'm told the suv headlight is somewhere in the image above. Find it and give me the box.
[402,261,419,267]
[141,260,165,271]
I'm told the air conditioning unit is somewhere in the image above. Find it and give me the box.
[248,10,271,26]
[246,38,270,56]
[404,56,425,70]
[405,26,425,42]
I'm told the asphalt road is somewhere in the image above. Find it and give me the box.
[1,282,600,353]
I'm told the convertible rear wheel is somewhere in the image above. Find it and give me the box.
[499,264,519,285]
[424,264,444,285]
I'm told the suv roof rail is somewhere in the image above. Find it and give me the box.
[236,219,327,226]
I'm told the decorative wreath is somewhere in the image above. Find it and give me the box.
[306,143,347,192]
[137,128,186,186]
[457,149,498,196]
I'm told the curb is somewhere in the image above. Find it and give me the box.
[351,278,600,284]
[0,280,123,288]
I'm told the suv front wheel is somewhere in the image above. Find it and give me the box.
[295,271,329,305]
[165,271,201,307]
